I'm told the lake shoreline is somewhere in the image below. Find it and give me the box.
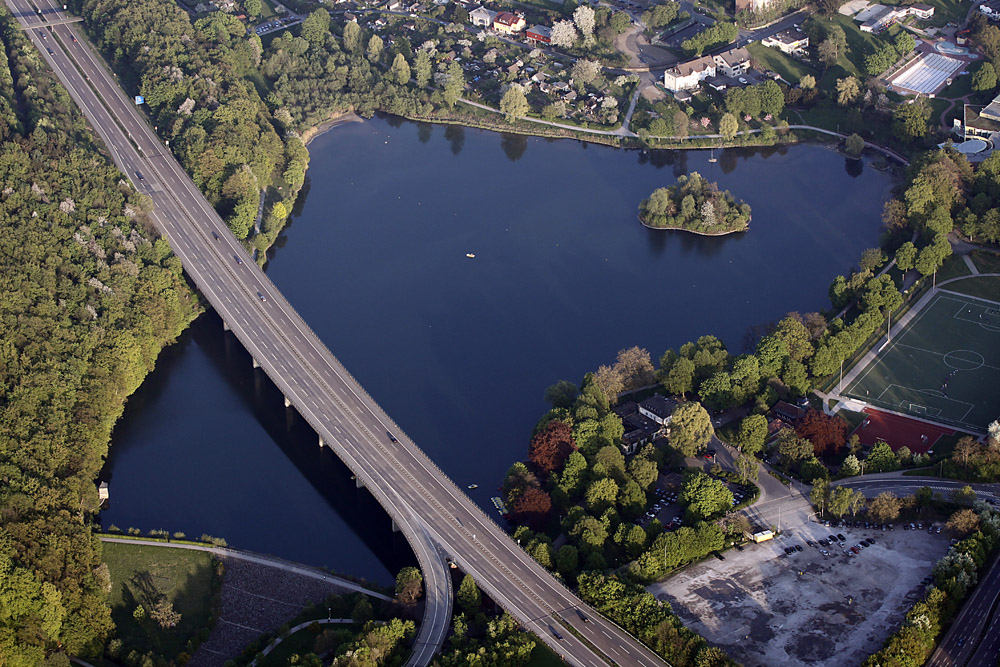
[637,215,750,236]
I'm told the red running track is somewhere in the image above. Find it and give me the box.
[850,408,955,454]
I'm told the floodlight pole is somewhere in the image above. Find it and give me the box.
[887,310,891,342]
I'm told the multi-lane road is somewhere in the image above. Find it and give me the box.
[928,553,1000,667]
[6,2,671,665]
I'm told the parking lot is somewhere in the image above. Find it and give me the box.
[649,519,952,666]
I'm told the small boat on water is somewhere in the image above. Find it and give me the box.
[467,484,478,490]
[466,253,476,258]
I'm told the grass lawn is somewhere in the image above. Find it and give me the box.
[794,105,848,133]
[942,275,1000,301]
[746,43,817,83]
[259,0,278,20]
[528,638,568,666]
[971,250,1000,274]
[823,15,897,78]
[939,253,973,281]
[937,66,975,100]
[102,542,218,662]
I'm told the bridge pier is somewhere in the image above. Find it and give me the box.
[391,519,400,533]
[356,476,364,489]
[222,320,230,332]
[284,396,292,409]
[252,357,260,369]
[318,435,325,448]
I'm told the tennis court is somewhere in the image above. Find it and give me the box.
[843,291,1000,432]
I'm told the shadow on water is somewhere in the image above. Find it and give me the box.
[846,157,864,178]
[102,311,415,579]
[500,133,528,161]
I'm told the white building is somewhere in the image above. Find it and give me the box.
[663,55,716,92]
[469,6,497,27]
[761,28,809,55]
[713,47,751,78]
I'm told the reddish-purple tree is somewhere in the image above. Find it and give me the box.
[512,487,553,531]
[796,409,849,457]
[528,420,577,475]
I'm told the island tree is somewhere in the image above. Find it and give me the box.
[639,172,751,234]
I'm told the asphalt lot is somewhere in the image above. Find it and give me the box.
[649,521,952,666]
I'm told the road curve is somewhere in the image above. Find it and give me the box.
[8,2,672,666]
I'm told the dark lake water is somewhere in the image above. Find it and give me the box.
[100,116,896,584]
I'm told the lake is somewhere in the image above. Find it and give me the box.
[100,116,896,584]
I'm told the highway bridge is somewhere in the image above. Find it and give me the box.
[7,2,672,665]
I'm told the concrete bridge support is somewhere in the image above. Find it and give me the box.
[252,357,260,369]
[222,320,230,332]
[284,396,292,409]
[318,435,325,448]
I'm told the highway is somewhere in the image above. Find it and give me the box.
[927,553,1000,667]
[7,2,672,665]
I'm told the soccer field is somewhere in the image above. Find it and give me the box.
[843,290,1000,432]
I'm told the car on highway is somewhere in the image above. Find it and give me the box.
[135,170,144,181]
[257,291,266,301]
[957,637,966,647]
[576,609,588,622]
[47,48,54,55]
[211,231,220,240]
[550,626,563,640]
[71,35,77,42]
[387,431,398,442]
[38,29,45,37]
[234,255,243,265]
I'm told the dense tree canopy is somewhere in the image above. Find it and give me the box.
[0,9,198,661]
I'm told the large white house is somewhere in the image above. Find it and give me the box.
[713,47,751,78]
[663,55,716,92]
[761,28,809,55]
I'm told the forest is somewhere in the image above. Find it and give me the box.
[0,7,198,663]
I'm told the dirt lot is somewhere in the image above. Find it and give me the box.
[648,522,952,666]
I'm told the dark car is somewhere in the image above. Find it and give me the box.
[211,231,220,240]
[387,431,398,442]
[234,255,243,265]
[837,534,846,542]
[550,626,563,640]
[38,29,45,37]
[795,544,803,552]
[71,35,77,42]
[829,535,838,542]
[713,552,725,561]
[135,170,144,181]
[735,544,744,552]
[576,609,588,622]
[257,291,266,301]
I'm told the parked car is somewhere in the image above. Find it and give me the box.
[851,546,860,554]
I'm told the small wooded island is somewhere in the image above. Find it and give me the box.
[639,172,752,235]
